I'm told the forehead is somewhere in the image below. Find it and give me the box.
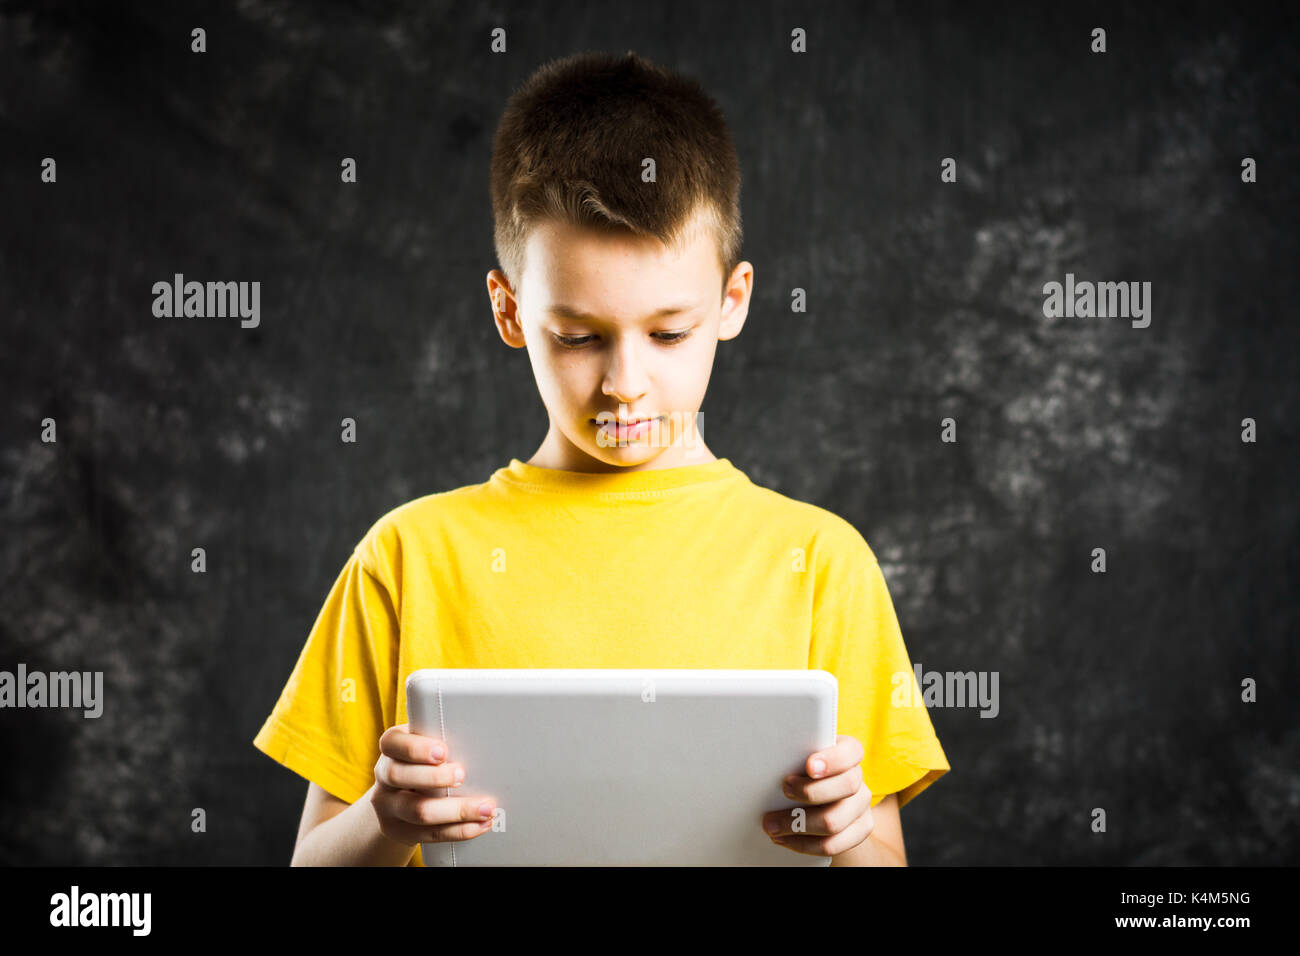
[522,213,720,307]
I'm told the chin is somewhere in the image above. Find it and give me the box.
[582,438,663,467]
[590,444,660,463]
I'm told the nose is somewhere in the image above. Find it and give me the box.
[600,334,650,404]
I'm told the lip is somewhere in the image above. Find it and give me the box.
[593,415,662,441]
[592,415,662,426]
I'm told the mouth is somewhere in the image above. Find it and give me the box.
[592,415,660,426]
[592,414,663,438]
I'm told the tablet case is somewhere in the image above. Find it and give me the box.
[406,668,838,866]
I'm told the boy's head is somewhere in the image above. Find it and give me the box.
[486,51,753,472]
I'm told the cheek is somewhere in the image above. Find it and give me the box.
[544,354,599,402]
[534,343,582,377]
[664,346,712,392]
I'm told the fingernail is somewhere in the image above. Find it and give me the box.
[453,767,464,785]
[810,758,825,777]
[763,819,780,834]
[430,744,445,761]
[478,802,494,818]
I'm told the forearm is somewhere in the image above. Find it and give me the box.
[830,830,907,867]
[290,784,418,867]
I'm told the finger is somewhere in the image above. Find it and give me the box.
[428,820,494,843]
[374,753,466,793]
[783,760,867,805]
[804,734,865,781]
[771,808,874,857]
[763,784,871,838]
[381,815,494,847]
[380,724,447,764]
[387,790,498,830]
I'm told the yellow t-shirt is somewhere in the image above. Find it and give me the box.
[253,456,950,865]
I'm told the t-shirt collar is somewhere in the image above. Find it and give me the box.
[495,456,742,495]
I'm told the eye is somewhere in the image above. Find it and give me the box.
[553,333,594,348]
[551,330,693,348]
[654,330,692,344]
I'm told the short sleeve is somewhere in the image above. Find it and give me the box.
[252,548,400,805]
[809,541,950,809]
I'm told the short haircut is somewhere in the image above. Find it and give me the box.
[489,50,743,298]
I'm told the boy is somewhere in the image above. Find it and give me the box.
[253,50,949,866]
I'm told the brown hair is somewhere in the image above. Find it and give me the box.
[489,51,743,298]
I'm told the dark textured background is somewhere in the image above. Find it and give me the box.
[1,0,1297,866]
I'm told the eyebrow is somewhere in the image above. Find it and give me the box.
[546,303,696,324]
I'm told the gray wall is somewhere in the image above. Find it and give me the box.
[1,0,1296,865]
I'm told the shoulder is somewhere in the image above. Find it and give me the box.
[351,475,495,588]
[737,476,879,569]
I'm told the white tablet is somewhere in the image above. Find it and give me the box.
[405,668,838,867]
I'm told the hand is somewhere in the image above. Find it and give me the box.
[369,723,498,847]
[760,734,873,857]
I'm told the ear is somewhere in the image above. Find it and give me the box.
[717,261,753,342]
[487,270,526,348]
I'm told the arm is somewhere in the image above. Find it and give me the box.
[290,781,417,867]
[830,793,906,866]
